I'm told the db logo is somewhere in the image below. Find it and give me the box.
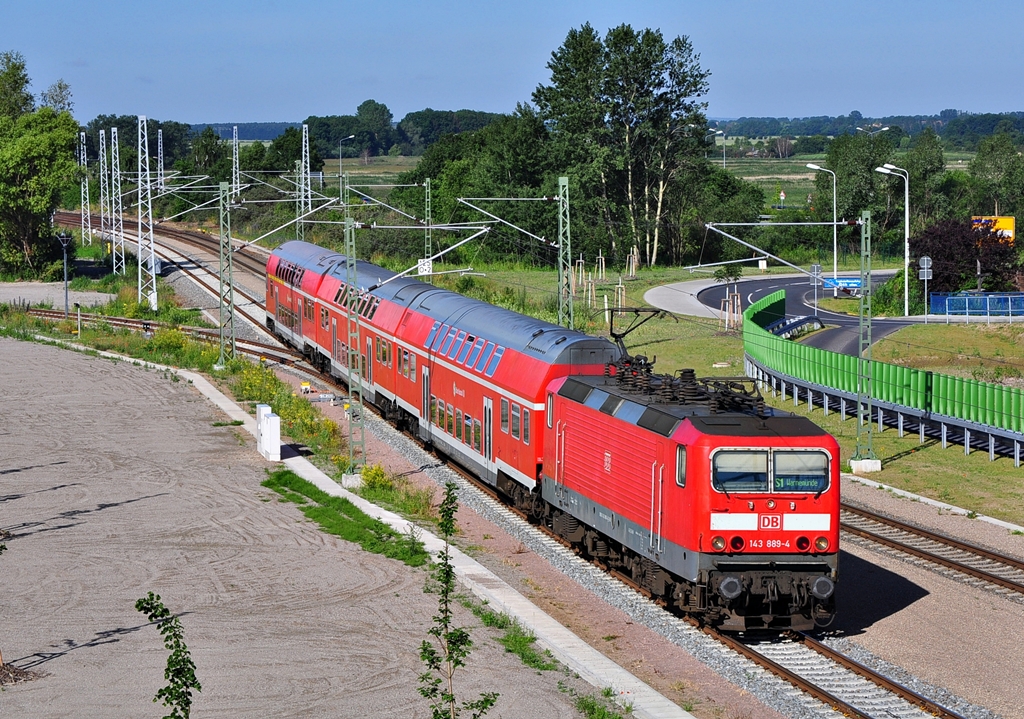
[760,514,782,530]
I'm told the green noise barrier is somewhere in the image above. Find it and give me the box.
[743,291,1024,436]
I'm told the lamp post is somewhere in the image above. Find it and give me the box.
[856,126,890,137]
[807,163,838,296]
[706,129,724,168]
[338,134,356,179]
[875,164,910,316]
[57,232,72,318]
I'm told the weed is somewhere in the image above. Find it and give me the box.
[574,693,626,719]
[262,469,428,567]
[356,465,436,524]
[1012,530,1023,536]
[212,420,244,427]
[966,510,978,519]
[496,621,558,671]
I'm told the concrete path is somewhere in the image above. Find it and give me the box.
[0,281,114,309]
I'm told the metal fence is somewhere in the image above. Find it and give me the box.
[930,292,1024,320]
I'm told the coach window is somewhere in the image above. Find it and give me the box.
[305,299,315,322]
[474,342,494,372]
[522,409,530,445]
[409,353,416,380]
[430,396,438,425]
[448,331,467,359]
[401,349,409,378]
[511,404,521,440]
[500,398,509,433]
[547,394,554,427]
[456,410,463,441]
[446,404,455,434]
[456,335,475,364]
[473,419,482,452]
[463,414,472,445]
[466,338,485,367]
[439,327,458,355]
[320,307,329,329]
[712,451,769,493]
[387,341,393,368]
[676,446,687,487]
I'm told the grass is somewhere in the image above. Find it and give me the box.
[356,464,437,524]
[262,468,429,567]
[458,597,559,671]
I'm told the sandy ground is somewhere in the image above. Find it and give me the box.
[0,282,113,308]
[0,338,592,718]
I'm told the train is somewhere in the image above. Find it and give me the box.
[266,240,840,631]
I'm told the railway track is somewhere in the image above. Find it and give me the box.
[53,211,270,279]
[840,503,1024,596]
[25,308,302,365]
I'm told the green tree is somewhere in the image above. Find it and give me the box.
[969,132,1024,215]
[189,126,227,175]
[262,126,323,173]
[903,127,945,225]
[419,481,497,719]
[356,99,395,154]
[238,140,266,171]
[0,51,33,120]
[911,218,1017,293]
[534,23,712,266]
[38,79,73,115]
[135,592,201,719]
[0,106,79,274]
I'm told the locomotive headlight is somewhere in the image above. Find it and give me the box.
[815,536,830,551]
[766,499,776,509]
[711,536,726,551]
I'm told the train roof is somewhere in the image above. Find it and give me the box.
[556,375,829,439]
[272,241,619,364]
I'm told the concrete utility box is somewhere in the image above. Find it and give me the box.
[262,413,281,462]
[256,404,272,455]
[850,458,882,474]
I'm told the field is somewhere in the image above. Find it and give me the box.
[322,155,419,185]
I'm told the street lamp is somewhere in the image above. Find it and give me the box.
[875,163,910,316]
[57,232,73,318]
[338,134,356,177]
[706,130,725,168]
[807,163,838,296]
[856,126,890,137]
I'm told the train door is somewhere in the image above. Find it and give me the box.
[330,318,337,365]
[366,337,373,386]
[421,365,430,437]
[296,298,303,336]
[650,443,665,552]
[273,286,279,322]
[482,397,493,462]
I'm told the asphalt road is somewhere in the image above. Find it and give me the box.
[697,271,915,355]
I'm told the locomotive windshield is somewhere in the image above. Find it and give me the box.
[712,450,829,494]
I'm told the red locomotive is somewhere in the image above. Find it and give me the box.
[267,240,839,631]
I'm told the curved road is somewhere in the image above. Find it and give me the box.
[648,272,915,356]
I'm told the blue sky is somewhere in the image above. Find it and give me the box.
[5,0,1023,124]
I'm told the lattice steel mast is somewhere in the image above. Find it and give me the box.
[424,177,432,283]
[98,130,109,251]
[157,128,164,191]
[344,217,365,469]
[215,181,237,367]
[232,125,240,197]
[110,127,126,276]
[137,116,158,310]
[557,176,574,330]
[854,210,876,462]
[79,132,91,245]
[296,124,311,242]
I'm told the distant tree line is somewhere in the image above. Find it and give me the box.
[720,108,1024,152]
